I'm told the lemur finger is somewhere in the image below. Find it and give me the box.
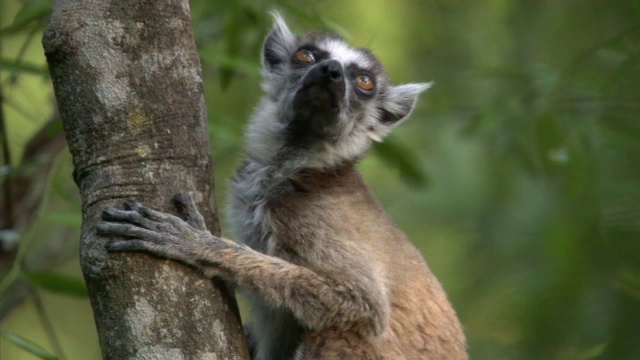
[105,239,157,253]
[97,221,160,239]
[124,200,143,211]
[102,207,155,229]
[131,203,186,228]
[173,193,207,231]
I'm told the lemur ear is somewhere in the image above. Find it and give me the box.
[262,12,295,72]
[369,83,432,142]
[380,83,432,125]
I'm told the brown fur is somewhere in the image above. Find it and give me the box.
[257,164,467,359]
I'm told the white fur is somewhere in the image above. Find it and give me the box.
[321,38,375,70]
[269,12,295,47]
[245,99,286,164]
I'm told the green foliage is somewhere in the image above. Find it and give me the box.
[1,0,639,359]
[0,331,59,360]
[24,271,88,298]
[373,138,428,187]
[0,57,47,75]
[0,0,50,36]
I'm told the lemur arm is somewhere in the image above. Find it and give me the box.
[97,194,388,337]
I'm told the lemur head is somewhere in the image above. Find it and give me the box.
[246,13,431,169]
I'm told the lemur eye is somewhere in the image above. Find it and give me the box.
[294,49,315,63]
[355,74,375,91]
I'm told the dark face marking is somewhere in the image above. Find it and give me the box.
[346,64,377,99]
[286,59,347,149]
[263,32,284,70]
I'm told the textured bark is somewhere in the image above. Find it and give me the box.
[43,0,249,358]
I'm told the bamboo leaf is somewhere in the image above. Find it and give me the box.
[0,331,59,360]
[0,0,51,36]
[25,271,88,297]
[0,58,48,75]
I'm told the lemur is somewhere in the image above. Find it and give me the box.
[98,13,467,360]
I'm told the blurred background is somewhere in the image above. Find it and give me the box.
[1,0,639,359]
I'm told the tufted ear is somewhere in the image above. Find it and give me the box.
[368,83,432,142]
[262,12,296,72]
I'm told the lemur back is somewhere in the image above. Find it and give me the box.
[228,14,467,360]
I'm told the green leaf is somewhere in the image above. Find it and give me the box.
[581,342,608,359]
[277,4,350,38]
[219,5,255,89]
[373,138,429,187]
[0,331,59,360]
[0,0,51,36]
[11,0,52,28]
[0,58,48,75]
[616,270,640,300]
[25,271,89,297]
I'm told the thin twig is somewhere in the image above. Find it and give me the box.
[9,27,40,85]
[0,70,13,229]
[28,285,67,360]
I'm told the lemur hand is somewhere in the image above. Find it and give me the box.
[97,193,231,272]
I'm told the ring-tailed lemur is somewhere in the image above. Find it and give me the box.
[98,13,467,360]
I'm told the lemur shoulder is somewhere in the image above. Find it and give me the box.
[98,13,467,360]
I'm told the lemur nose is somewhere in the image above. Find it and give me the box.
[322,62,343,82]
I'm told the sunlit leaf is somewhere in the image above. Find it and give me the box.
[0,331,59,360]
[582,342,609,359]
[24,271,88,297]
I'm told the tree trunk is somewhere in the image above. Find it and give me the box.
[42,0,249,358]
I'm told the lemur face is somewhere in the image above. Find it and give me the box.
[282,36,383,149]
[247,13,430,168]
